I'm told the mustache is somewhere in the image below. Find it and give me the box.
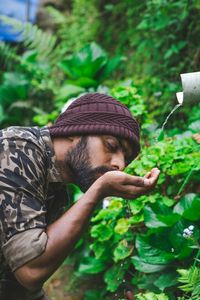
[91,165,115,175]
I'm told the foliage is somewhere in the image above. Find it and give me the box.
[0,1,200,299]
[58,42,124,89]
[0,17,122,127]
[177,266,200,299]
[46,0,100,53]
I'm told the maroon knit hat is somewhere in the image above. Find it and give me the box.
[48,93,140,159]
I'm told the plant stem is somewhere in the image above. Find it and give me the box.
[177,167,194,195]
[193,248,200,268]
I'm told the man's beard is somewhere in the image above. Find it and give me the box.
[65,137,113,192]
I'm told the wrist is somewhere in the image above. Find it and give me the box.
[86,176,106,203]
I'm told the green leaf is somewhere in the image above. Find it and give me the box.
[90,240,107,259]
[129,199,144,214]
[173,193,200,221]
[91,223,113,241]
[98,55,124,82]
[154,272,178,291]
[84,289,106,300]
[113,239,133,262]
[135,292,169,300]
[131,256,167,273]
[168,220,194,259]
[144,202,180,228]
[135,235,174,265]
[78,257,107,274]
[59,42,107,79]
[128,213,144,224]
[56,84,85,100]
[104,262,129,292]
[114,218,130,235]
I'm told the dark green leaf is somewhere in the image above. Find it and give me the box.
[131,256,167,273]
[154,272,178,291]
[173,194,200,221]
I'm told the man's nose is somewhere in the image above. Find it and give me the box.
[111,153,126,171]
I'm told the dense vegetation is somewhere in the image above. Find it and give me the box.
[0,1,200,299]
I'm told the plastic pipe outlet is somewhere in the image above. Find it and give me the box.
[176,71,200,104]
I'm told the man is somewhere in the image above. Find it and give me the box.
[0,93,160,300]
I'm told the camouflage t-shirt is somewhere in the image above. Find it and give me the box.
[0,126,68,299]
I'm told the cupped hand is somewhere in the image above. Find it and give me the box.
[95,167,160,199]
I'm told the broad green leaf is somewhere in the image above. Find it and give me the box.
[59,42,107,80]
[91,223,113,241]
[104,262,129,292]
[113,239,133,262]
[135,235,174,265]
[129,199,144,214]
[98,55,124,82]
[78,257,107,274]
[128,213,144,224]
[144,202,180,228]
[114,218,130,235]
[173,193,200,221]
[143,205,169,228]
[132,273,160,290]
[131,256,167,273]
[169,220,194,259]
[90,241,107,259]
[56,84,84,100]
[154,272,178,291]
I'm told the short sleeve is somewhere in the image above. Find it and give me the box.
[0,134,49,271]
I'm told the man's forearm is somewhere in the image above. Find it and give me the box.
[14,183,102,290]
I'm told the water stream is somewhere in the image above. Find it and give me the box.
[157,103,182,141]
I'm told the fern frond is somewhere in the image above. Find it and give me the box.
[46,6,66,25]
[0,42,19,69]
[0,15,57,61]
[178,266,200,297]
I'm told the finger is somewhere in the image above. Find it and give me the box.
[144,172,151,179]
[146,168,160,187]
[118,185,149,199]
[148,168,160,185]
[122,173,151,187]
[125,290,135,300]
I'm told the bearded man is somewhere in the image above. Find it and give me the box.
[0,93,160,300]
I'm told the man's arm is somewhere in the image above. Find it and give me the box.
[14,168,160,291]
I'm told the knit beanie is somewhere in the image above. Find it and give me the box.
[48,93,140,160]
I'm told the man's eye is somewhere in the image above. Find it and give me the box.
[106,142,118,152]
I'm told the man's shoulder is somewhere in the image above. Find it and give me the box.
[0,126,51,153]
[0,126,45,143]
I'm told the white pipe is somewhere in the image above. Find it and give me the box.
[176,71,200,104]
